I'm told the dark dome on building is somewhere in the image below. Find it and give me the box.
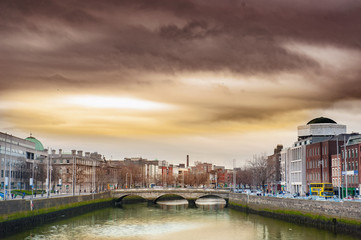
[307,117,337,125]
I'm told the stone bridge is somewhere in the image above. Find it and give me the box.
[111,188,230,207]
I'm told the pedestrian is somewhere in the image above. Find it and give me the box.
[11,193,14,199]
[34,191,36,198]
[22,192,25,199]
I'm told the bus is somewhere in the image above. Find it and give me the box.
[309,183,333,198]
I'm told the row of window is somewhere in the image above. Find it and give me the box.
[1,170,24,179]
[50,158,97,166]
[307,146,328,158]
[341,161,359,171]
[332,158,340,167]
[332,167,340,177]
[342,175,359,184]
[307,172,329,181]
[307,159,328,169]
[342,148,359,159]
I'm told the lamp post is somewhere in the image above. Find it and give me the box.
[336,136,340,199]
[233,159,236,192]
[3,133,7,200]
[9,135,12,199]
[344,136,348,199]
[126,172,128,189]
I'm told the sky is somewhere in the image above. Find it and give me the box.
[1,0,361,168]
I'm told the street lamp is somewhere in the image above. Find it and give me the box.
[126,172,128,189]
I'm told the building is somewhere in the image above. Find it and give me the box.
[297,117,346,141]
[331,153,341,195]
[1,133,48,198]
[305,135,347,194]
[267,145,283,192]
[283,117,347,196]
[341,134,361,196]
[50,149,105,194]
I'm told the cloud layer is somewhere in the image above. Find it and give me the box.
[1,0,361,164]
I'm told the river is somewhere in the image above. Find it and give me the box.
[3,198,357,240]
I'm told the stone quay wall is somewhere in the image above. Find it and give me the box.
[0,192,112,216]
[229,193,361,237]
[0,192,113,238]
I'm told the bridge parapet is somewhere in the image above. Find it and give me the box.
[111,188,230,202]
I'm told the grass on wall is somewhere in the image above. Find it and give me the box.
[0,198,114,223]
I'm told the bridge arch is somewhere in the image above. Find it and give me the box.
[154,194,187,204]
[111,189,230,207]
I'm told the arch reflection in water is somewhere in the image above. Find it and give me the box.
[156,199,189,210]
[195,198,226,210]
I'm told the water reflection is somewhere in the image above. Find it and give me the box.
[195,198,226,210]
[156,199,188,210]
[3,202,358,240]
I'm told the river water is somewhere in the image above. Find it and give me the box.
[4,198,357,240]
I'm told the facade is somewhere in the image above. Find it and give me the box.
[341,134,361,196]
[305,137,344,193]
[50,149,105,194]
[267,145,283,192]
[0,132,48,197]
[331,153,341,195]
[283,117,347,196]
[288,144,307,195]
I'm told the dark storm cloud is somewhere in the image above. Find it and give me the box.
[1,0,361,105]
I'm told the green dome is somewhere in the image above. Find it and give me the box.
[25,136,45,151]
[307,117,337,125]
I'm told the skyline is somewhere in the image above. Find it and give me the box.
[1,0,361,168]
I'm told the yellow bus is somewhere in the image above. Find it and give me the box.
[309,183,333,198]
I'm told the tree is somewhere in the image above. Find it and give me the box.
[248,154,270,191]
[236,167,252,188]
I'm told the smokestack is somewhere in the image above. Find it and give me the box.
[186,155,189,168]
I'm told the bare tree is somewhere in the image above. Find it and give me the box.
[236,167,253,188]
[248,154,270,191]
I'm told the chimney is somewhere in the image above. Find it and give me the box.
[59,149,62,155]
[187,155,189,168]
[71,149,76,156]
[85,152,90,158]
[77,150,83,157]
[51,149,56,155]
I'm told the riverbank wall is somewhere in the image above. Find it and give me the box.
[0,192,113,238]
[229,193,361,238]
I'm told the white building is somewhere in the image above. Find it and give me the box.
[283,117,346,196]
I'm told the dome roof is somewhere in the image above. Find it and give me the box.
[25,136,45,151]
[307,117,337,125]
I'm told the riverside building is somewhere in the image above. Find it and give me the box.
[0,132,48,196]
[282,117,347,196]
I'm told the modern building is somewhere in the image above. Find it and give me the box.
[0,132,48,198]
[283,117,347,196]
